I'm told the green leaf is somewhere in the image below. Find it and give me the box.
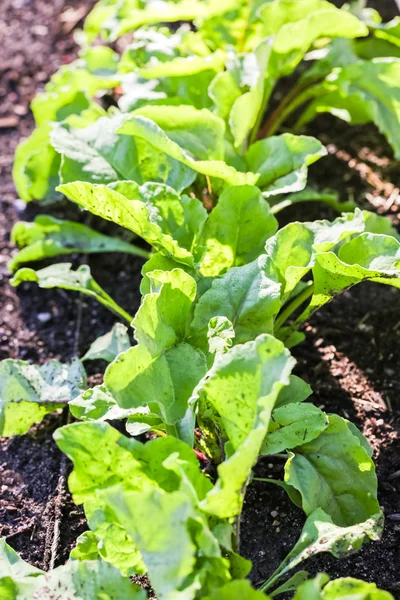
[55,422,213,577]
[53,111,196,191]
[69,385,141,422]
[118,106,258,187]
[83,324,131,362]
[262,508,383,593]
[12,125,60,202]
[58,181,195,267]
[207,317,235,355]
[284,415,380,526]
[261,403,328,455]
[228,39,272,149]
[70,532,100,562]
[205,579,269,599]
[10,263,133,324]
[0,358,85,436]
[275,374,312,408]
[265,209,366,303]
[106,0,239,40]
[3,557,146,600]
[105,269,207,429]
[258,3,368,78]
[198,185,277,276]
[321,578,395,600]
[9,215,148,272]
[300,232,400,325]
[0,538,42,598]
[55,421,211,504]
[199,334,295,518]
[298,59,400,159]
[245,134,327,197]
[191,255,282,348]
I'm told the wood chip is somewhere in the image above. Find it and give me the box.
[0,116,18,128]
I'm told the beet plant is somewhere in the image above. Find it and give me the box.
[2,0,400,598]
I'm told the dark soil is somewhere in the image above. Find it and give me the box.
[0,0,399,597]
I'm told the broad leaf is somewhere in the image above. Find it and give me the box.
[58,181,196,267]
[261,403,328,455]
[0,548,146,600]
[199,334,295,518]
[105,269,207,430]
[275,374,312,408]
[83,323,131,362]
[69,385,137,422]
[284,415,380,526]
[205,579,269,599]
[198,185,278,276]
[245,134,327,197]
[0,358,85,436]
[12,125,60,202]
[191,255,281,348]
[228,39,272,149]
[9,215,148,272]
[55,422,214,578]
[52,112,195,191]
[118,106,258,187]
[263,508,383,593]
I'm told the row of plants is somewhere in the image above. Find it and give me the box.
[2,0,400,598]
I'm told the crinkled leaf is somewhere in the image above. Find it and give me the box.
[199,185,277,276]
[284,415,380,526]
[58,181,195,267]
[245,134,326,197]
[207,317,235,356]
[0,358,85,437]
[9,215,148,272]
[69,385,145,423]
[261,403,328,455]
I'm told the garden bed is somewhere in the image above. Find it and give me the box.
[0,0,399,597]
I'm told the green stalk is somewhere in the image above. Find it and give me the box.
[274,283,314,333]
[258,83,324,138]
[97,295,134,325]
[249,82,274,146]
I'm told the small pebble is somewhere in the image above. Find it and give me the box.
[270,510,278,518]
[37,312,52,324]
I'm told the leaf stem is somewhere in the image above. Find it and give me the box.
[274,283,314,333]
[258,83,323,138]
[98,295,134,325]
[249,83,273,147]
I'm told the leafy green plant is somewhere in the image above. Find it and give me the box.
[4,0,400,598]
[12,0,400,208]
